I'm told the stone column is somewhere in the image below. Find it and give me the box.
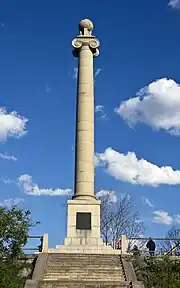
[72,19,100,201]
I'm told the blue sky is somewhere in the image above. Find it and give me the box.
[1,0,180,248]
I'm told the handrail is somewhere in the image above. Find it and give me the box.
[23,248,39,251]
[27,235,43,239]
[128,237,180,241]
[121,235,180,255]
[23,233,48,253]
[167,241,180,255]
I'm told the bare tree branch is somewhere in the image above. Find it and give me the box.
[99,192,145,249]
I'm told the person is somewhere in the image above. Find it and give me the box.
[117,239,122,250]
[131,245,139,255]
[146,237,156,256]
[132,245,138,252]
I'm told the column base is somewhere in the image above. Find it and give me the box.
[65,199,102,245]
[64,236,103,246]
[49,198,121,254]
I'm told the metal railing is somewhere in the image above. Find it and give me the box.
[23,234,48,253]
[120,235,180,256]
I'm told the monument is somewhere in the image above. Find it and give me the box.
[64,19,102,248]
[54,19,118,253]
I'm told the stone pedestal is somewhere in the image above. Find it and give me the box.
[64,199,103,247]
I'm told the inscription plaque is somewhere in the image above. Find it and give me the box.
[76,212,91,230]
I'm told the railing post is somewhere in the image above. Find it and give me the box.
[121,235,127,254]
[42,233,48,252]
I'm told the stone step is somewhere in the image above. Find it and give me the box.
[44,270,124,275]
[42,254,126,286]
[47,263,121,268]
[47,264,122,268]
[47,257,121,260]
[38,280,129,288]
[44,277,125,281]
[47,263,123,268]
[44,268,124,272]
[47,259,121,263]
[48,254,121,259]
[44,273,125,278]
[47,261,122,265]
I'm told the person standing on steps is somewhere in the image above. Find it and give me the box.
[117,239,122,250]
[146,237,156,256]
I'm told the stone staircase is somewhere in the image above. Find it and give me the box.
[25,252,144,288]
[37,253,130,287]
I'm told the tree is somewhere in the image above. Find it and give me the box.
[133,255,180,288]
[0,205,39,288]
[99,192,145,249]
[160,226,180,254]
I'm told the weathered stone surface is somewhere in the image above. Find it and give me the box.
[37,253,129,287]
[38,280,130,287]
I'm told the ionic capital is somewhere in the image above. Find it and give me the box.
[72,37,100,57]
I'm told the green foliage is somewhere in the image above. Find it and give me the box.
[0,260,26,288]
[133,255,180,288]
[0,205,39,288]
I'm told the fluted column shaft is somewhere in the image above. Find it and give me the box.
[72,21,100,201]
[74,44,94,200]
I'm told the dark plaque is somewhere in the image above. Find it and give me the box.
[76,212,91,230]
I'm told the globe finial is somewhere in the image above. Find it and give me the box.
[79,19,94,35]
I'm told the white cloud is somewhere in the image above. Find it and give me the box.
[45,84,51,93]
[153,212,180,225]
[95,105,104,113]
[0,177,16,185]
[0,108,27,142]
[0,153,17,161]
[115,78,180,136]
[96,190,117,202]
[0,198,24,208]
[143,197,154,208]
[18,174,73,196]
[175,214,180,224]
[95,147,180,186]
[73,68,78,79]
[153,211,173,225]
[94,68,102,78]
[95,105,107,119]
[169,0,180,8]
[73,67,102,80]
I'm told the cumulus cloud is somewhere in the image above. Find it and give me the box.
[115,78,180,136]
[18,174,73,196]
[152,211,180,225]
[96,190,117,202]
[0,108,27,141]
[0,198,24,208]
[95,147,180,186]
[95,105,107,119]
[153,211,173,225]
[0,153,17,161]
[143,197,154,208]
[169,0,180,8]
